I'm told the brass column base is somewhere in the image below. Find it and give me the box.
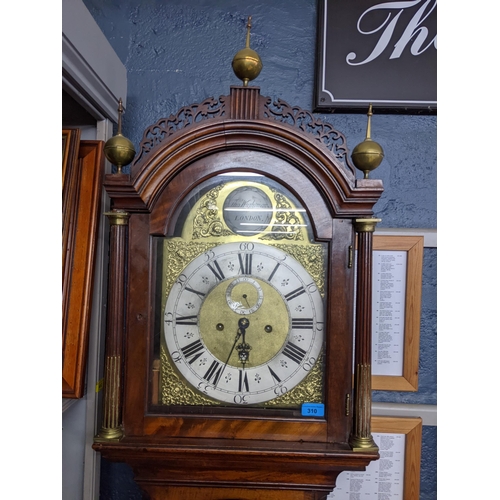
[94,426,124,442]
[349,435,379,453]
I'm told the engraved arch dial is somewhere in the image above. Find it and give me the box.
[164,242,324,405]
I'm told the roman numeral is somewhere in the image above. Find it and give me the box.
[238,370,250,392]
[282,342,307,365]
[291,318,314,329]
[181,339,205,364]
[207,260,225,281]
[185,286,205,299]
[203,360,223,385]
[175,314,198,325]
[267,366,281,384]
[285,286,306,301]
[267,262,280,281]
[238,253,252,275]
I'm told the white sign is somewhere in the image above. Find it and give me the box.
[328,432,406,499]
[371,250,407,377]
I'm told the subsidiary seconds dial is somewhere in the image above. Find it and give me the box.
[163,242,324,405]
[225,276,264,315]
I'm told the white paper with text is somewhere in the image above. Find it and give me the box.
[328,432,405,499]
[371,250,407,376]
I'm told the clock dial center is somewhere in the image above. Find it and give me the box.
[199,276,290,369]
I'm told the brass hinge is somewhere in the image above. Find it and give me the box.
[348,245,353,268]
[345,393,351,416]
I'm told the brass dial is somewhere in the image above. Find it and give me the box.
[201,276,289,369]
[164,242,324,405]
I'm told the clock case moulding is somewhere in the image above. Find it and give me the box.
[93,85,384,498]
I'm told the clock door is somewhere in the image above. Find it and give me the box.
[152,172,328,413]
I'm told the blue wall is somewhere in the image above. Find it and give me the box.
[83,0,436,498]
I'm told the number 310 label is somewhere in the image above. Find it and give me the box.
[301,403,325,417]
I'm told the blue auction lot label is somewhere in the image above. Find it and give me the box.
[301,403,325,417]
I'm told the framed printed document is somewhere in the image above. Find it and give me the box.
[329,416,422,499]
[371,235,424,391]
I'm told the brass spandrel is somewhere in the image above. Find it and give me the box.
[269,243,326,298]
[161,239,219,305]
[264,351,324,407]
[260,189,305,242]
[192,184,233,239]
[160,344,217,406]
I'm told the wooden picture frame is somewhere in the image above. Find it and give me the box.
[62,133,105,398]
[331,416,422,499]
[372,416,422,500]
[371,235,424,391]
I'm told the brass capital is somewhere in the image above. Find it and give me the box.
[104,209,130,226]
[354,218,381,233]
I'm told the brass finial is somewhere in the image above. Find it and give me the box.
[351,104,384,179]
[103,98,136,174]
[232,16,263,86]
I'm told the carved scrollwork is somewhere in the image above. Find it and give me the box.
[132,91,357,180]
[133,96,228,166]
[263,97,356,177]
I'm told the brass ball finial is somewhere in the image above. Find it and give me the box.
[351,104,384,179]
[232,16,263,86]
[103,98,136,174]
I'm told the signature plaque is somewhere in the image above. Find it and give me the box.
[223,186,273,236]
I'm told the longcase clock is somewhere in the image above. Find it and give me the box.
[93,75,384,499]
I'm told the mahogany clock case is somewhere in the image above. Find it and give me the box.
[94,87,383,495]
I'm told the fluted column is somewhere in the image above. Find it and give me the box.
[349,218,380,452]
[96,209,129,441]
[229,86,261,119]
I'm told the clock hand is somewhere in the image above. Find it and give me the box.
[216,318,249,387]
[242,293,251,309]
[236,317,251,366]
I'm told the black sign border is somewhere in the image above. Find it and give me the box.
[314,0,437,115]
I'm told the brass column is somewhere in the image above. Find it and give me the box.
[349,218,380,452]
[96,209,129,441]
